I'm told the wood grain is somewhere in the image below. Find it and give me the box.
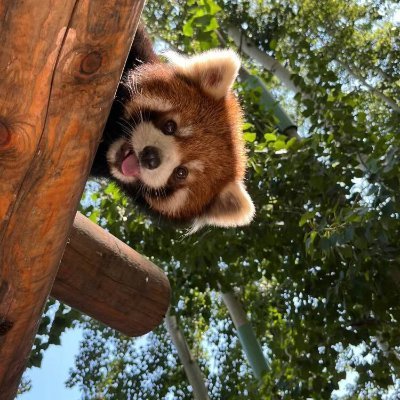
[0,1,145,397]
[52,213,170,337]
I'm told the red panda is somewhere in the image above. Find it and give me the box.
[91,26,254,231]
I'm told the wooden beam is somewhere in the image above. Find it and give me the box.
[51,213,170,337]
[0,1,145,398]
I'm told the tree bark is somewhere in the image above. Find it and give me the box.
[221,291,269,380]
[52,212,170,337]
[229,26,400,113]
[0,1,144,397]
[216,30,299,137]
[337,60,400,113]
[239,67,299,138]
[165,313,210,400]
[228,26,308,97]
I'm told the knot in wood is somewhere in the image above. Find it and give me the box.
[0,317,13,336]
[80,51,102,75]
[0,120,10,147]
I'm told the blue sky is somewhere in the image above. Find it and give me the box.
[18,329,83,400]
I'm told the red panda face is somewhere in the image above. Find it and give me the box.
[106,49,254,231]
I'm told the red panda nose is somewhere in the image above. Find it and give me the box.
[139,146,161,170]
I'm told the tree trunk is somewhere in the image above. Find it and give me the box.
[217,30,299,137]
[228,26,308,98]
[229,26,400,113]
[337,60,400,113]
[239,67,299,138]
[221,292,269,380]
[165,313,210,400]
[0,0,144,397]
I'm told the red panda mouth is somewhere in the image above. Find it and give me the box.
[119,143,140,178]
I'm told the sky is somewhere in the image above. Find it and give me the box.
[18,329,83,400]
[394,10,400,24]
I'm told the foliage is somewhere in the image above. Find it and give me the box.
[66,323,191,400]
[26,0,400,398]
[28,301,82,369]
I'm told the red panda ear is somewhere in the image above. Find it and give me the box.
[190,181,255,233]
[166,49,241,99]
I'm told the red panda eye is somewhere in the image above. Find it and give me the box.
[175,166,188,180]
[162,120,177,135]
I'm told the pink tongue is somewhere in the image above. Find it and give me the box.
[121,153,140,177]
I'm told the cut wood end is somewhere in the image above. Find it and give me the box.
[52,212,171,337]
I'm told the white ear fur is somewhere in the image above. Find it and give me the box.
[190,181,255,233]
[165,49,241,99]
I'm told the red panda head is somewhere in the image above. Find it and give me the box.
[106,49,255,231]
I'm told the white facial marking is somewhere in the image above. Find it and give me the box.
[179,126,193,137]
[184,160,205,184]
[106,138,138,183]
[131,122,181,188]
[186,160,205,173]
[124,96,173,118]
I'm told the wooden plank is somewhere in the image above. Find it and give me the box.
[51,212,170,337]
[0,1,145,397]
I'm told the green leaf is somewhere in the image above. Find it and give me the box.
[264,133,277,142]
[299,211,316,227]
[89,210,99,223]
[244,132,256,143]
[182,20,194,37]
[319,237,331,251]
[243,122,254,131]
[305,231,318,251]
[273,141,287,152]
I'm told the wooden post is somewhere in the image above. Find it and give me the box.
[0,1,144,398]
[51,213,170,337]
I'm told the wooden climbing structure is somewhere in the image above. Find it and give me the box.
[0,1,170,398]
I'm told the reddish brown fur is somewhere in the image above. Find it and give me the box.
[91,26,253,227]
[128,63,246,220]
